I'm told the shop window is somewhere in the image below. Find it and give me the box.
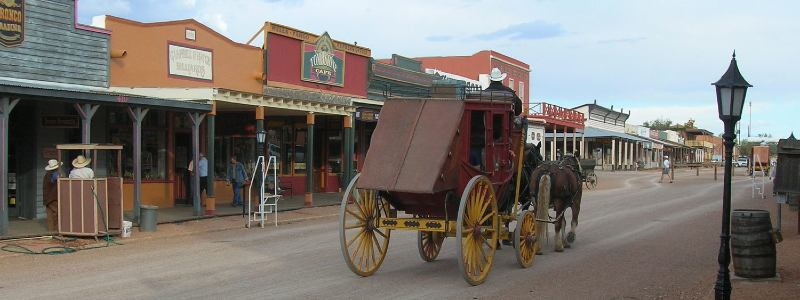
[108,108,168,181]
[294,127,307,174]
[265,125,283,172]
[282,125,293,175]
[328,131,342,174]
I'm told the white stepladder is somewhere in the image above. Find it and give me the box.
[750,154,767,199]
[247,156,281,228]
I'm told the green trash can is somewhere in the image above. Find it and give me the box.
[139,205,158,232]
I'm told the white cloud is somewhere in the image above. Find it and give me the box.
[78,0,131,16]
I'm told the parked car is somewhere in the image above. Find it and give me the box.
[736,157,748,167]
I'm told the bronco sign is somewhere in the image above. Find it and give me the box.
[0,0,24,47]
[301,32,345,87]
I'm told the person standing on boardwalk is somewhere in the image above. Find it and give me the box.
[226,155,248,207]
[42,159,62,231]
[659,155,673,183]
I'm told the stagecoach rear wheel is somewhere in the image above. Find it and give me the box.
[418,231,445,262]
[514,210,537,268]
[339,174,392,277]
[456,175,499,285]
[586,173,598,189]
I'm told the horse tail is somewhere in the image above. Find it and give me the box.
[536,173,551,252]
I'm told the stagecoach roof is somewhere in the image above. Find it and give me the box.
[357,98,464,193]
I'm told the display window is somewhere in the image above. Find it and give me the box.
[108,108,168,181]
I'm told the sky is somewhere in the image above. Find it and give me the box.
[76,0,799,140]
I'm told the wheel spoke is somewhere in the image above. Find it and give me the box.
[346,227,366,248]
[345,208,366,222]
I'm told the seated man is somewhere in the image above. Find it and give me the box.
[469,148,482,171]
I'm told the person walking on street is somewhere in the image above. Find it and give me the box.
[226,155,248,207]
[42,159,62,231]
[659,155,673,183]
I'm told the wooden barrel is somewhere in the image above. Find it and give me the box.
[731,209,776,278]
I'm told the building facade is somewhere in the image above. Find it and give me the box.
[0,0,210,235]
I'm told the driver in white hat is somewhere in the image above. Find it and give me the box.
[69,155,95,179]
[484,67,523,116]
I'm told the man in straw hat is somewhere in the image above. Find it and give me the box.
[484,67,523,116]
[43,159,62,231]
[69,155,94,179]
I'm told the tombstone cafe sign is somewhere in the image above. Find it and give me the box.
[301,32,345,87]
[0,0,24,47]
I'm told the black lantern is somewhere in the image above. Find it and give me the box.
[712,51,752,300]
[256,129,267,145]
[714,51,752,121]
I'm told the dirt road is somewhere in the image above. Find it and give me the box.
[1,169,798,299]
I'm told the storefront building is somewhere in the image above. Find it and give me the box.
[98,19,365,206]
[574,102,646,170]
[412,50,531,109]
[0,0,210,235]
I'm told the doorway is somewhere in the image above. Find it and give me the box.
[174,133,191,204]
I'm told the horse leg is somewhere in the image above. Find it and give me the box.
[553,198,565,252]
[535,174,551,255]
[554,213,564,252]
[567,192,581,244]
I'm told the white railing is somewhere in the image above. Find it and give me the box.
[247,156,281,228]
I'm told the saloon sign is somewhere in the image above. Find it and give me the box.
[0,0,24,47]
[301,32,345,87]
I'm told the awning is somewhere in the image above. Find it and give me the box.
[1,79,212,112]
[563,127,649,142]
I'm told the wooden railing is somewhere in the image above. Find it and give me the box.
[527,102,585,127]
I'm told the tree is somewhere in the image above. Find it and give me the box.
[642,117,673,130]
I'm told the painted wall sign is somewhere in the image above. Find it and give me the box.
[41,115,80,128]
[168,42,213,81]
[301,32,344,87]
[355,108,379,122]
[0,0,25,47]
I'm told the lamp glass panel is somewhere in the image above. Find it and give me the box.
[719,87,732,116]
[256,130,266,143]
[732,88,745,117]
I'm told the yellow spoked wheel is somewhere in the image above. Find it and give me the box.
[514,210,537,268]
[418,231,445,262]
[456,176,498,285]
[339,174,392,276]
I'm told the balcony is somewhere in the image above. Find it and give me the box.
[527,102,585,129]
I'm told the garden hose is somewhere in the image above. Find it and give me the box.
[1,185,123,255]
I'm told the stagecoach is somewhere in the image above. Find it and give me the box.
[338,88,548,285]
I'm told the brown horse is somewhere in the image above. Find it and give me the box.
[532,154,583,253]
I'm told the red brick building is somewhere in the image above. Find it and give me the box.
[409,50,531,109]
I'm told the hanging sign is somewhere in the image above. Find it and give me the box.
[0,0,25,47]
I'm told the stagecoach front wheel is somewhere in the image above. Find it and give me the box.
[456,175,498,285]
[418,231,445,262]
[514,210,537,268]
[586,173,598,189]
[339,174,392,277]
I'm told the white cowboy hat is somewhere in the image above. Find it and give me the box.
[72,155,91,168]
[488,67,507,81]
[45,159,62,171]
[664,156,669,159]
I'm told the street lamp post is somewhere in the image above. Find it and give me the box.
[712,51,752,300]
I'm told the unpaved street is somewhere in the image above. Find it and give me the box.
[1,169,797,299]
